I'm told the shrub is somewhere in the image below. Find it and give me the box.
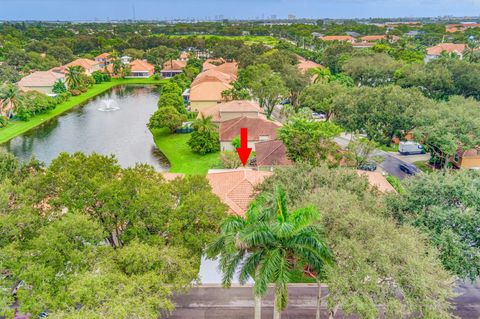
[158,92,187,114]
[188,130,220,155]
[91,71,111,84]
[148,106,187,133]
[221,151,242,169]
[52,79,67,94]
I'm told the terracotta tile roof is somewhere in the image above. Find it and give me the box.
[207,169,273,216]
[66,58,99,70]
[162,59,187,71]
[360,35,400,42]
[95,53,111,59]
[212,62,238,77]
[189,81,232,101]
[18,71,65,88]
[198,100,264,122]
[129,59,155,73]
[426,43,466,56]
[460,148,480,157]
[192,69,236,86]
[255,140,292,166]
[356,170,396,193]
[180,52,189,60]
[297,56,322,74]
[203,58,226,71]
[320,35,355,41]
[219,116,282,142]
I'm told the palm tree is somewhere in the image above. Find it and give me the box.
[192,114,217,133]
[65,65,84,89]
[309,67,332,84]
[208,187,333,319]
[464,40,480,63]
[0,84,24,118]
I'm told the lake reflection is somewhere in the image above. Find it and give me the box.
[1,85,169,171]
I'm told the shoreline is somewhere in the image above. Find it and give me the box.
[0,78,164,145]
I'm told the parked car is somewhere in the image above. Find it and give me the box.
[358,162,377,172]
[399,163,420,175]
[399,141,425,155]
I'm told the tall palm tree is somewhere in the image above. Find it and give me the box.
[192,114,217,133]
[65,65,84,89]
[464,40,480,63]
[309,67,332,84]
[0,84,24,118]
[208,187,333,319]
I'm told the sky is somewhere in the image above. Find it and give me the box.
[0,0,480,21]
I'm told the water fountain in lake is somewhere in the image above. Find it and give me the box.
[98,99,120,112]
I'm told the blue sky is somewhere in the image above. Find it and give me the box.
[0,0,479,21]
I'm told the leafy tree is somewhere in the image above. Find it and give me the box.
[243,64,288,118]
[187,115,220,155]
[257,165,455,319]
[158,92,186,114]
[347,134,383,168]
[388,170,480,281]
[0,115,8,128]
[91,71,111,84]
[0,63,21,84]
[334,85,431,146]
[414,96,480,169]
[342,53,404,87]
[299,82,347,121]
[0,153,227,318]
[148,106,187,133]
[52,79,67,94]
[278,118,342,166]
[279,64,310,108]
[321,44,354,74]
[208,187,333,319]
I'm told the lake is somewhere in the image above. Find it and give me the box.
[1,85,170,170]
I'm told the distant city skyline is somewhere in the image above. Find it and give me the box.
[1,0,480,21]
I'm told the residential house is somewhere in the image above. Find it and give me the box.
[453,148,480,169]
[319,35,355,43]
[297,56,321,74]
[17,70,66,95]
[51,58,101,75]
[356,171,396,193]
[446,23,480,33]
[360,35,400,43]
[254,140,292,167]
[425,43,466,62]
[189,60,238,111]
[95,53,112,68]
[219,116,282,151]
[120,55,132,65]
[179,52,189,61]
[197,100,265,124]
[126,59,155,78]
[207,169,273,216]
[161,59,187,78]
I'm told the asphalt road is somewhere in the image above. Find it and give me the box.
[165,281,480,319]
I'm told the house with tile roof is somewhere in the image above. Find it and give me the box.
[360,35,400,43]
[207,169,273,216]
[161,59,187,78]
[95,53,112,68]
[452,148,480,169]
[197,100,265,124]
[17,70,66,94]
[425,43,466,62]
[446,23,480,33]
[356,170,396,193]
[254,140,292,167]
[189,61,238,111]
[319,35,355,43]
[51,58,101,75]
[126,59,155,78]
[219,116,282,151]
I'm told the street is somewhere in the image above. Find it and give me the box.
[165,281,480,319]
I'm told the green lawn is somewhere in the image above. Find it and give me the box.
[378,144,399,152]
[151,128,221,175]
[413,160,434,173]
[0,78,164,145]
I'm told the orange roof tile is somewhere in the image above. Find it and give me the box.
[356,171,396,193]
[129,59,155,73]
[95,53,111,59]
[426,43,466,56]
[198,100,263,122]
[189,81,232,101]
[255,140,292,166]
[162,59,187,71]
[219,117,282,142]
[320,35,355,41]
[18,71,65,89]
[66,58,99,70]
[207,169,273,216]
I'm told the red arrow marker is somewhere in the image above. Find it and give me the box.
[236,128,252,166]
